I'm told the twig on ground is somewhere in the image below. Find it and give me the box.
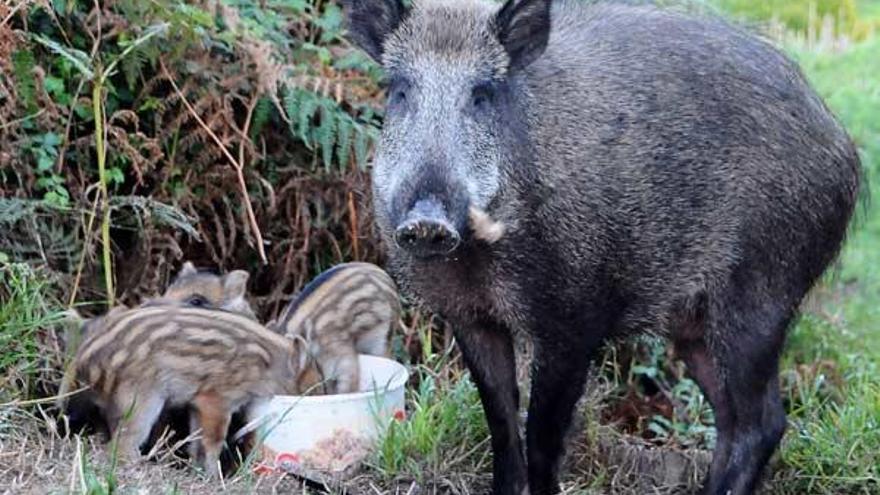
[348,191,359,260]
[67,193,101,308]
[0,109,46,130]
[160,60,268,265]
[0,386,90,409]
[1,1,25,27]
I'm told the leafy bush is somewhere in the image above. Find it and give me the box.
[1,0,384,317]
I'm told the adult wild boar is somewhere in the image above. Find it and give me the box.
[342,0,861,493]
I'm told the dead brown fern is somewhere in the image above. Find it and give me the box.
[117,227,183,306]
[1,13,27,188]
[5,0,390,326]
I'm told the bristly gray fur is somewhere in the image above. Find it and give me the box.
[344,1,862,493]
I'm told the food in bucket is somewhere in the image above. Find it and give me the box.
[259,428,371,475]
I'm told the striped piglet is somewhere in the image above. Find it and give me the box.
[269,262,401,394]
[71,306,315,477]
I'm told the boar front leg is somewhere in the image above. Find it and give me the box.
[453,318,526,495]
[526,326,602,495]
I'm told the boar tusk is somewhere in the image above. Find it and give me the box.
[469,206,506,244]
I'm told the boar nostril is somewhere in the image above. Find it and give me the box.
[394,220,460,257]
[395,225,420,247]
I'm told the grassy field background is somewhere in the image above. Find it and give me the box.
[1,0,879,493]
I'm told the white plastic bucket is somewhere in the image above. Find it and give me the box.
[250,355,409,479]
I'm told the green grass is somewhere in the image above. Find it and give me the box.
[370,330,490,487]
[767,36,880,493]
[372,366,489,479]
[0,257,65,401]
[78,440,118,495]
[715,0,858,27]
[712,0,880,39]
[858,0,880,20]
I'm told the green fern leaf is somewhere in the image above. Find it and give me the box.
[121,46,147,91]
[249,97,272,140]
[283,89,301,137]
[336,113,353,172]
[12,49,38,114]
[297,91,319,148]
[30,34,94,80]
[354,125,371,169]
[317,101,337,172]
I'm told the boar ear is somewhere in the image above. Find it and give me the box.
[495,0,552,72]
[342,0,408,62]
[222,270,250,298]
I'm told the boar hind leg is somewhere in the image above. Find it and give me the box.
[454,318,526,495]
[724,374,786,494]
[109,389,165,463]
[187,411,204,464]
[719,319,787,495]
[676,291,788,495]
[674,323,734,494]
[192,390,232,478]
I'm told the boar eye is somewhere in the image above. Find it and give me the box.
[471,84,495,111]
[387,79,410,110]
[391,88,407,104]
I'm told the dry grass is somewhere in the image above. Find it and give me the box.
[0,401,714,495]
[0,409,303,494]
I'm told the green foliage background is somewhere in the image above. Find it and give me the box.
[1,0,384,319]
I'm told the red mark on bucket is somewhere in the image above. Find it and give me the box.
[274,452,301,472]
[393,409,406,422]
[252,463,276,475]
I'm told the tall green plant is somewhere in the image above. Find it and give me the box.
[32,24,168,306]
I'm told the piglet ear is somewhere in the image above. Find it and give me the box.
[222,270,250,299]
[178,261,197,278]
[341,0,408,62]
[166,261,197,292]
[495,0,552,72]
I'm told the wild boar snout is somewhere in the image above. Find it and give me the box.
[393,198,461,257]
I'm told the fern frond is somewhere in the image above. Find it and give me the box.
[109,196,200,240]
[283,88,301,136]
[12,49,38,113]
[317,100,336,171]
[121,47,148,91]
[336,113,353,172]
[354,125,371,170]
[250,96,272,139]
[30,34,94,80]
[297,90,319,148]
